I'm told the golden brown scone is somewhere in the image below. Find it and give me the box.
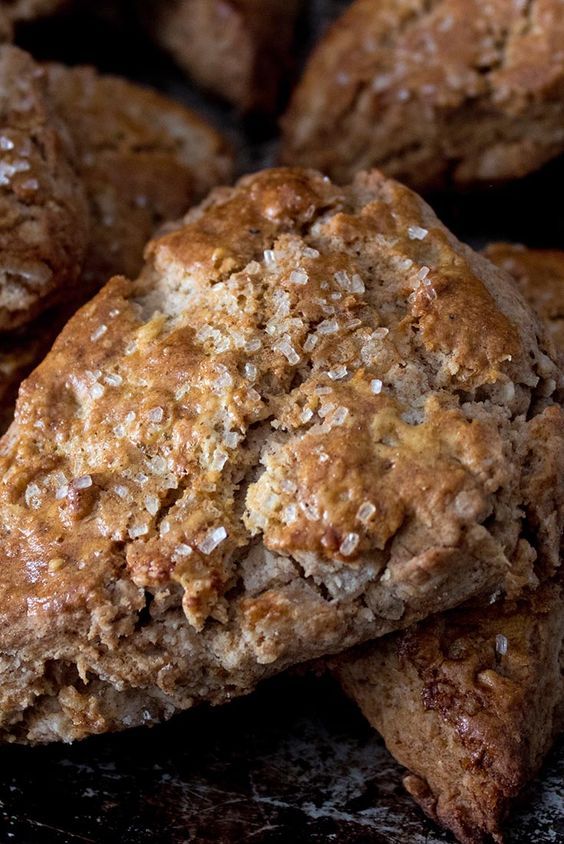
[151,0,302,112]
[0,52,232,431]
[0,46,89,330]
[335,244,564,844]
[0,167,561,744]
[485,243,564,353]
[45,62,233,290]
[336,580,564,844]
[282,0,564,189]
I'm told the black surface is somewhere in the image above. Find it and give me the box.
[1,675,562,844]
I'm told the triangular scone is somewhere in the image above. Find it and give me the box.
[335,244,564,844]
[0,167,560,743]
[337,581,563,844]
[282,0,564,188]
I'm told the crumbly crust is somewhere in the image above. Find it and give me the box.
[337,580,564,844]
[0,167,560,744]
[45,62,233,290]
[0,46,89,329]
[152,0,301,111]
[282,0,564,188]
[334,243,564,844]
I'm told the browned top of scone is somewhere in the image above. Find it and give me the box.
[282,0,564,188]
[0,168,560,657]
[486,243,564,353]
[45,62,233,289]
[0,46,89,329]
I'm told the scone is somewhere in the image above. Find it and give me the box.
[0,46,89,330]
[151,0,302,111]
[337,580,564,844]
[45,62,233,289]
[282,0,564,189]
[0,167,561,744]
[335,244,564,844]
[485,243,564,353]
[0,47,232,431]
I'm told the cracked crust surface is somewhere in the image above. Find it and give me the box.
[282,0,564,189]
[151,0,302,111]
[0,167,561,744]
[0,46,89,330]
[335,244,564,844]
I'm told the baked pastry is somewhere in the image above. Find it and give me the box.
[337,581,564,844]
[151,0,302,111]
[45,62,233,291]
[0,167,560,744]
[0,48,232,431]
[281,0,564,189]
[335,243,564,844]
[0,45,89,330]
[485,243,564,354]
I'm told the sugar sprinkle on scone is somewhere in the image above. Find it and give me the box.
[282,0,564,189]
[0,45,88,330]
[0,167,560,744]
[151,0,302,112]
[335,242,564,844]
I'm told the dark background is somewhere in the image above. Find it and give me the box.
[2,3,563,842]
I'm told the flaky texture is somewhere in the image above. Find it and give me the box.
[45,62,233,290]
[151,0,301,111]
[0,46,89,329]
[335,244,564,844]
[337,581,564,844]
[282,0,564,189]
[0,167,561,744]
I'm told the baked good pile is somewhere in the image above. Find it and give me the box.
[0,3,562,843]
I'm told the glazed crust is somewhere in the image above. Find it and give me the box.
[152,0,301,111]
[0,46,89,330]
[337,580,564,844]
[335,244,564,844]
[282,0,564,189]
[0,167,560,744]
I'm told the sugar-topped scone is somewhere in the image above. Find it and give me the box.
[337,580,564,844]
[335,242,564,844]
[0,167,560,744]
[45,62,233,291]
[151,0,302,111]
[282,0,564,189]
[0,46,88,330]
